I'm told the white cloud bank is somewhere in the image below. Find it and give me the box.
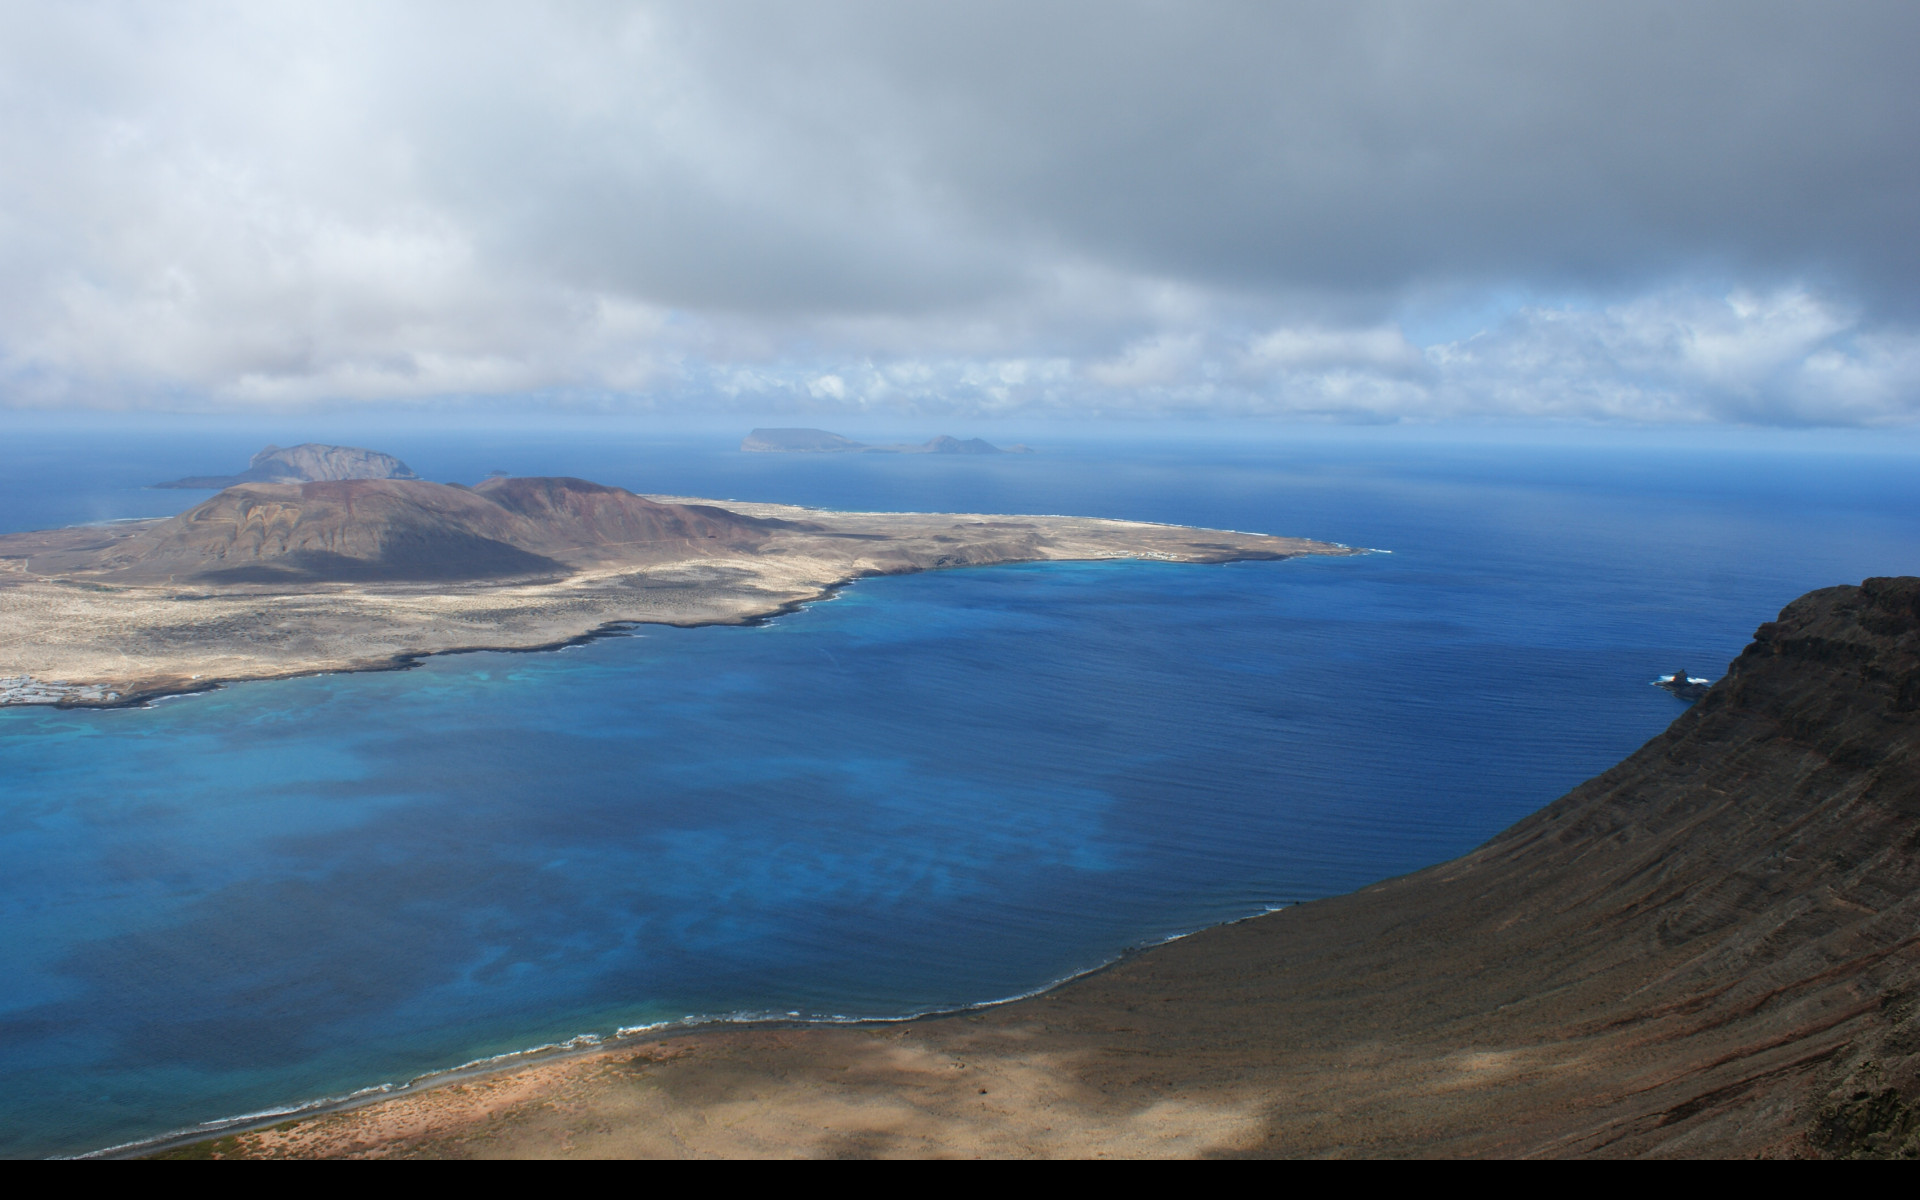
[662,287,1918,426]
[0,2,1916,425]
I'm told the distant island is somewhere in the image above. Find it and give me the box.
[152,443,419,489]
[742,428,1032,454]
[0,465,1358,706]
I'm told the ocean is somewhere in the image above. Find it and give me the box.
[1,425,1916,1157]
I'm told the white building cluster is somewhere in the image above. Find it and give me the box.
[0,676,119,706]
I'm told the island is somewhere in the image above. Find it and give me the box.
[742,428,1032,454]
[0,474,1360,706]
[152,442,420,489]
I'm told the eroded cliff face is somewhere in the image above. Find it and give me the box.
[1494,577,1920,1154]
[1019,576,1920,1156]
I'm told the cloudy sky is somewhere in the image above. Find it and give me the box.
[1,1,1916,425]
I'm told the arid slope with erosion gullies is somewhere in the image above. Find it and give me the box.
[160,577,1920,1159]
[0,475,1358,705]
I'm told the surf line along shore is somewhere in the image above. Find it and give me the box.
[0,475,1366,706]
[129,576,1920,1159]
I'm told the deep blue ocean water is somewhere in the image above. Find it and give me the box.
[1,426,1918,1157]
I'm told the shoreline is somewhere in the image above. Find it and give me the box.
[1,561,864,712]
[94,904,1298,1160]
[1,495,1373,1157]
[3,491,1382,706]
[2,548,1370,712]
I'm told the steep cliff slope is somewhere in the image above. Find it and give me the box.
[995,575,1920,1156]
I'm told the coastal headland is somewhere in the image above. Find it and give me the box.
[0,475,1359,705]
[152,577,1920,1158]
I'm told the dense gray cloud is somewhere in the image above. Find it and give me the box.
[0,1,1915,422]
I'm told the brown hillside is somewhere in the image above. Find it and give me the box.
[15,477,782,585]
[471,476,786,564]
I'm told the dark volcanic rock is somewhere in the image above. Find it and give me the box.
[1656,668,1712,702]
[999,576,1920,1156]
[154,443,419,489]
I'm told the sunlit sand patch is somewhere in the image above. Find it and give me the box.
[1450,1050,1520,1076]
[204,1032,1268,1160]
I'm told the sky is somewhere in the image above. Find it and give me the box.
[1,1,1917,427]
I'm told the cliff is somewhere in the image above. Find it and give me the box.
[997,575,1920,1156]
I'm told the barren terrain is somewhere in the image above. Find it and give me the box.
[0,478,1356,705]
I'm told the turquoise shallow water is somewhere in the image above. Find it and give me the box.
[1,429,1917,1156]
